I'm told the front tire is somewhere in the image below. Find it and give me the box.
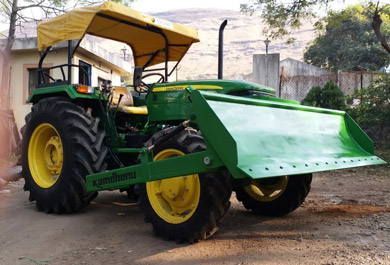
[138,128,232,243]
[21,97,107,213]
[235,174,312,216]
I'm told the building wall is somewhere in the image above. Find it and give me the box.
[9,50,68,132]
[10,49,125,133]
[280,58,330,77]
[74,53,122,86]
[252,54,280,94]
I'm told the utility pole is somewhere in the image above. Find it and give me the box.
[121,47,128,61]
[264,38,271,86]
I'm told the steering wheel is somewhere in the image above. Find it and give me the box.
[136,73,165,92]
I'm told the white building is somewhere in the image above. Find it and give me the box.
[3,23,132,132]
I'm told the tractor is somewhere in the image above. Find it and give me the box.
[21,2,386,243]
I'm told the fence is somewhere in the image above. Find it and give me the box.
[337,71,377,96]
[280,70,378,102]
[280,73,336,102]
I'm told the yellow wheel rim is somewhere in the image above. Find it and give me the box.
[244,176,289,202]
[28,123,63,188]
[146,149,200,224]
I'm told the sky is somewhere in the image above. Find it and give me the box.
[132,0,363,13]
[132,0,243,12]
[0,0,375,32]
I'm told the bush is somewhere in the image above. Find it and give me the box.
[301,80,346,110]
[347,74,390,149]
[347,74,390,128]
[301,86,322,107]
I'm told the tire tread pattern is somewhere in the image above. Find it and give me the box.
[138,128,232,243]
[235,174,312,217]
[21,97,107,213]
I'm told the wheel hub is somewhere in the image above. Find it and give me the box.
[160,177,182,199]
[28,123,63,188]
[146,149,201,224]
[44,136,63,175]
[245,176,289,202]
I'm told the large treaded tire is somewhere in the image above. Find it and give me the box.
[21,97,107,213]
[235,174,312,217]
[138,128,232,243]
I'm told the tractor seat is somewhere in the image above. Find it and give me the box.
[112,86,148,115]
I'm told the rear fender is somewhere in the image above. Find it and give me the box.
[27,85,99,104]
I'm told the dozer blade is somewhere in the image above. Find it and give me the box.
[189,89,387,180]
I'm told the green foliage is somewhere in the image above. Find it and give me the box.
[240,0,390,55]
[304,5,390,71]
[347,74,390,128]
[0,0,134,24]
[240,0,322,39]
[121,72,134,88]
[301,86,322,107]
[301,80,346,110]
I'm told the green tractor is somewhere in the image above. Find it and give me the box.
[21,2,386,243]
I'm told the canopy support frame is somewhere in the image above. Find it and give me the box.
[36,40,89,88]
[95,13,170,81]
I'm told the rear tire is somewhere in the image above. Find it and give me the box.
[21,97,107,213]
[138,128,232,243]
[235,174,312,216]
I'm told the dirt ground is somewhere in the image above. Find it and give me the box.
[0,157,389,265]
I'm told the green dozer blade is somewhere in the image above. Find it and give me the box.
[189,89,387,180]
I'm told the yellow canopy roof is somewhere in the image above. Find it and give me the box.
[37,2,200,67]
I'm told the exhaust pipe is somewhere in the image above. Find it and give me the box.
[218,20,228,80]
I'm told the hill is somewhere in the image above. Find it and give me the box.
[100,8,316,81]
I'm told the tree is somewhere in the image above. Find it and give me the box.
[0,0,133,108]
[347,74,390,128]
[301,80,346,110]
[240,1,390,54]
[304,5,390,71]
[346,74,390,149]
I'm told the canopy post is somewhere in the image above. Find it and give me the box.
[164,36,169,82]
[67,40,72,84]
[38,47,51,85]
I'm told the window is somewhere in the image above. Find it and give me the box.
[98,77,109,87]
[27,68,49,95]
[79,60,91,85]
